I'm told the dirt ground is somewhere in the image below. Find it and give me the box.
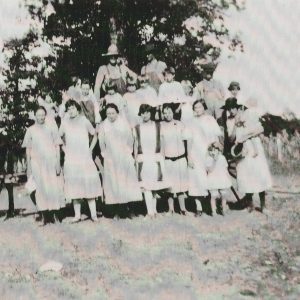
[0,159,299,300]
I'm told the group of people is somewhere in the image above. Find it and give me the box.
[18,44,273,224]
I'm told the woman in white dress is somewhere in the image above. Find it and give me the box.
[98,103,142,218]
[187,100,222,216]
[22,106,64,225]
[59,100,102,222]
[233,107,272,212]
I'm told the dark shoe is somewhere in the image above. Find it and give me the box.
[35,213,43,222]
[4,211,15,221]
[248,201,255,213]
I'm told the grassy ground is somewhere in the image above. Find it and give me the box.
[0,158,299,299]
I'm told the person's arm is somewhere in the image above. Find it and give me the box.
[55,145,61,175]
[132,127,138,161]
[187,138,194,168]
[26,148,32,177]
[85,119,97,154]
[123,65,137,79]
[192,83,203,100]
[94,66,106,100]
[22,129,32,176]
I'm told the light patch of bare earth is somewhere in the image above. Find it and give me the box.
[0,159,299,299]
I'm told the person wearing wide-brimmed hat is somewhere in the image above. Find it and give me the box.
[193,63,225,119]
[94,44,137,99]
[218,97,244,159]
[233,99,272,213]
[123,76,143,128]
[158,67,186,120]
[133,104,170,218]
[217,97,246,204]
[141,44,167,93]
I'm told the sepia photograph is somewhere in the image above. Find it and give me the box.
[0,0,299,299]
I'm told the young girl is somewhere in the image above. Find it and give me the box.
[99,81,127,120]
[206,142,232,215]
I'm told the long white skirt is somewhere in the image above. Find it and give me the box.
[31,157,64,211]
[137,154,170,191]
[103,152,142,205]
[237,138,272,193]
[165,157,188,193]
[64,154,102,201]
[188,162,208,197]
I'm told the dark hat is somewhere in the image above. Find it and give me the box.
[221,97,242,110]
[138,104,153,116]
[164,66,175,75]
[102,44,120,57]
[228,81,240,91]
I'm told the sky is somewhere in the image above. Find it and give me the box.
[215,0,300,117]
[0,0,300,117]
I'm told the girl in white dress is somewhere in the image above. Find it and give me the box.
[100,81,127,120]
[22,106,64,224]
[59,100,102,222]
[206,142,232,215]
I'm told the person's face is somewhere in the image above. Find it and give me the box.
[127,85,136,93]
[146,53,155,62]
[228,107,238,118]
[107,88,115,95]
[109,56,118,66]
[193,102,205,117]
[165,73,174,82]
[204,73,212,81]
[68,105,79,119]
[106,107,118,122]
[81,84,90,96]
[163,107,174,122]
[140,80,148,88]
[141,111,151,122]
[209,147,219,159]
[35,109,46,125]
[230,87,239,97]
